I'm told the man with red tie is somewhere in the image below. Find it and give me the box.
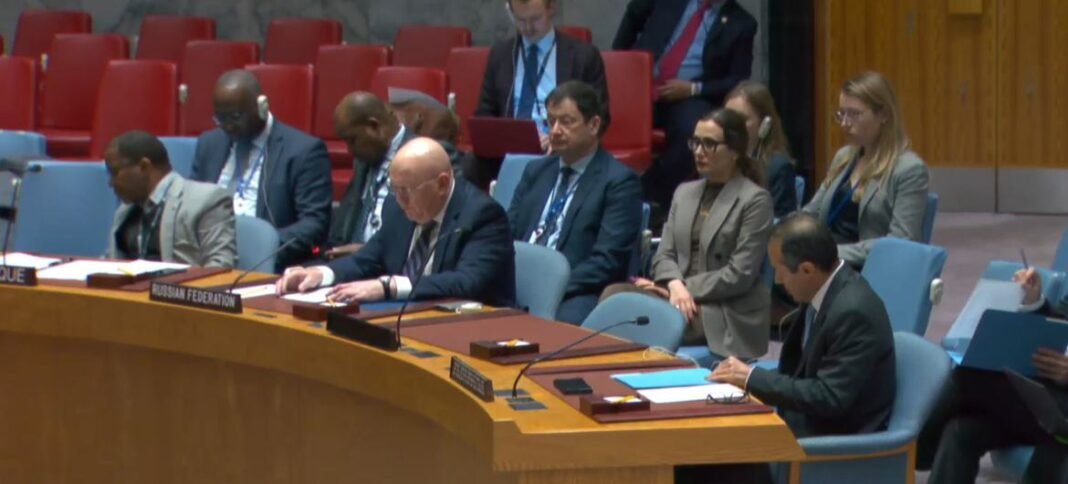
[613,0,757,223]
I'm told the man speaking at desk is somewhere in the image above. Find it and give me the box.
[276,138,515,307]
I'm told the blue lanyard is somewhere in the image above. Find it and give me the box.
[827,159,859,225]
[235,147,267,199]
[535,176,580,237]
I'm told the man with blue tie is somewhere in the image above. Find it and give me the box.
[190,70,332,270]
[613,0,757,222]
[508,81,642,324]
[275,137,516,308]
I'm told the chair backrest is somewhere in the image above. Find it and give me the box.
[136,15,216,64]
[89,60,178,159]
[246,64,315,132]
[13,10,92,60]
[601,50,653,171]
[264,18,341,65]
[492,154,541,208]
[795,175,806,211]
[0,132,47,159]
[236,215,281,271]
[0,57,37,130]
[40,34,129,131]
[13,161,118,257]
[861,237,948,335]
[582,293,687,352]
[393,26,471,70]
[886,332,952,433]
[159,136,198,178]
[179,41,260,135]
[922,192,939,243]
[370,66,448,104]
[1052,226,1068,273]
[446,47,490,146]
[513,241,570,319]
[557,26,593,43]
[313,44,392,139]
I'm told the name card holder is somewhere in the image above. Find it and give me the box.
[0,265,37,287]
[449,356,494,402]
[149,281,243,313]
[326,311,399,351]
[292,301,360,322]
[470,339,539,359]
[579,395,650,416]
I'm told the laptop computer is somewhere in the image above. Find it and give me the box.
[467,117,543,159]
[1005,369,1068,438]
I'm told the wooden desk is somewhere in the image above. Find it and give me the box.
[0,274,802,483]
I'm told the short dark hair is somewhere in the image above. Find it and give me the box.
[112,130,170,168]
[771,213,838,272]
[546,80,609,135]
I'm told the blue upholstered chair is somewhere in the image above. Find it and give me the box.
[582,292,686,352]
[773,332,952,484]
[794,175,805,211]
[513,241,570,320]
[1052,226,1068,273]
[490,153,541,209]
[922,192,939,244]
[12,161,118,257]
[235,215,281,271]
[159,136,198,179]
[861,237,948,335]
[0,131,47,159]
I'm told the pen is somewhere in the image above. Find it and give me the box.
[1020,248,1030,270]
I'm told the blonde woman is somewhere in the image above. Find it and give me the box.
[725,81,797,217]
[804,71,929,267]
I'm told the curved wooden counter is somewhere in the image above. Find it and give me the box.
[0,274,802,483]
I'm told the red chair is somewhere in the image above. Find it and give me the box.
[246,64,314,132]
[393,26,471,70]
[446,47,490,150]
[370,67,448,104]
[136,16,216,65]
[12,10,92,62]
[264,18,341,65]
[558,26,593,43]
[0,57,37,130]
[179,41,260,135]
[314,44,392,169]
[1,34,4,55]
[38,34,129,159]
[601,51,654,173]
[88,60,178,159]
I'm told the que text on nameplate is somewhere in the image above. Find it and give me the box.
[0,265,37,287]
[449,356,494,402]
[149,281,242,313]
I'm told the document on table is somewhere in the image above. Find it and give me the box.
[612,368,712,389]
[282,287,334,304]
[37,259,189,281]
[230,284,277,299]
[0,252,62,269]
[638,383,745,404]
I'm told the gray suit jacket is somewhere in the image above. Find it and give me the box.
[804,147,929,267]
[652,174,774,359]
[108,173,237,268]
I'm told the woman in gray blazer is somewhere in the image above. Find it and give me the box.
[804,71,930,267]
[626,108,774,360]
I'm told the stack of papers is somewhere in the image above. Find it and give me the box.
[0,252,61,269]
[37,259,189,281]
[230,284,277,299]
[282,287,334,304]
[638,384,745,404]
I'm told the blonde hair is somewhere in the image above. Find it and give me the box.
[726,80,792,167]
[825,71,911,201]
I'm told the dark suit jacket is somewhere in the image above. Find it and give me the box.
[327,177,516,307]
[507,147,642,298]
[613,0,757,104]
[191,121,333,268]
[476,29,609,121]
[747,265,896,438]
[768,152,798,218]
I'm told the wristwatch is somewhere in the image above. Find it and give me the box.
[378,275,392,299]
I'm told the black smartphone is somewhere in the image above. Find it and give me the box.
[553,377,593,395]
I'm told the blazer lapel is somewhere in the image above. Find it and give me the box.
[554,31,572,83]
[159,177,185,262]
[432,182,468,273]
[557,150,606,247]
[797,267,852,375]
[704,0,736,47]
[112,204,135,256]
[697,175,741,267]
[858,178,880,224]
[673,181,701,275]
[258,126,285,218]
[521,160,559,239]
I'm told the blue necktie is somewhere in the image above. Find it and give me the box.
[403,221,438,278]
[516,43,540,119]
[535,167,575,246]
[801,305,817,350]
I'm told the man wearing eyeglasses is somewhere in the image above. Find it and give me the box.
[275,137,515,308]
[190,69,332,271]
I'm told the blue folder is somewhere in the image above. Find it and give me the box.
[361,300,407,312]
[960,309,1068,375]
[611,368,712,389]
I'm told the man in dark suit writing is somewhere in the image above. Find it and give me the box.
[507,81,641,324]
[275,138,516,307]
[190,69,332,270]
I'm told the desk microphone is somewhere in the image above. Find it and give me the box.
[229,236,304,293]
[0,161,41,265]
[510,316,650,398]
[393,226,468,346]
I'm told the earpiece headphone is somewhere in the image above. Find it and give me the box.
[504,1,515,23]
[757,116,772,140]
[256,95,270,121]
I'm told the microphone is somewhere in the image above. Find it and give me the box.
[229,236,304,293]
[393,226,468,346]
[0,161,41,265]
[0,159,42,177]
[510,316,650,398]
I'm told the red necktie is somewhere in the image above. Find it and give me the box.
[656,1,711,85]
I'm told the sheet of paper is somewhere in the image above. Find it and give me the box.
[0,252,61,270]
[638,383,744,404]
[38,259,189,281]
[282,287,334,304]
[945,279,1025,343]
[230,284,277,299]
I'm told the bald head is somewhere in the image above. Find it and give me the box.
[389,138,454,224]
[215,69,261,97]
[334,91,400,165]
[213,69,266,142]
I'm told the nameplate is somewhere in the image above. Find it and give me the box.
[449,356,494,402]
[149,281,243,313]
[0,265,36,287]
[326,311,399,351]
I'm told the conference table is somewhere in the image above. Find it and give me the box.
[0,270,803,483]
